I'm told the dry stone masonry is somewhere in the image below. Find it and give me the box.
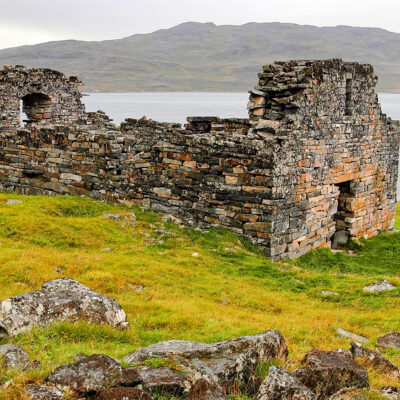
[0,60,398,260]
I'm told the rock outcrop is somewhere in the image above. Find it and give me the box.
[255,366,316,400]
[363,280,396,293]
[0,278,128,337]
[350,342,400,378]
[186,379,226,400]
[94,387,152,400]
[47,354,123,394]
[294,349,369,399]
[0,344,30,369]
[124,330,288,389]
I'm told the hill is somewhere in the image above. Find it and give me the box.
[0,193,400,399]
[0,22,400,92]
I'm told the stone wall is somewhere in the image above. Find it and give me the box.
[0,60,398,260]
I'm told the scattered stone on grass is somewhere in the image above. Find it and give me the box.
[0,278,128,337]
[321,291,340,297]
[336,327,369,343]
[294,349,369,399]
[6,199,22,205]
[363,280,396,293]
[378,333,400,349]
[351,342,400,378]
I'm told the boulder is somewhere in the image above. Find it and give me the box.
[377,333,400,349]
[380,386,400,399]
[255,366,316,400]
[363,280,396,293]
[123,330,288,389]
[26,385,65,400]
[186,379,226,400]
[47,354,122,393]
[136,366,190,395]
[294,349,369,399]
[350,342,400,378]
[0,344,29,369]
[0,278,128,337]
[95,387,152,400]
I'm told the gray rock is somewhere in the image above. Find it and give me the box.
[336,327,369,343]
[0,278,128,337]
[124,330,288,389]
[377,332,400,349]
[0,344,29,369]
[351,342,400,378]
[332,230,349,248]
[47,354,122,393]
[103,213,122,221]
[380,386,400,400]
[26,385,65,400]
[321,291,340,297]
[186,379,226,400]
[255,366,316,400]
[363,280,396,293]
[6,199,22,205]
[294,349,369,399]
[136,366,191,395]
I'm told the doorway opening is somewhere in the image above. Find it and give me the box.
[331,180,354,248]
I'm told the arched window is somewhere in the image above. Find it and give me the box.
[20,93,52,125]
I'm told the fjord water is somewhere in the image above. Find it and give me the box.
[83,92,400,195]
[83,92,400,125]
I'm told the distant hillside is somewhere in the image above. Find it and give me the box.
[1,22,400,92]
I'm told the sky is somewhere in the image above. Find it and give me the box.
[1,0,400,50]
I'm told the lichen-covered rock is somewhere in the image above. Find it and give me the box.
[294,349,369,399]
[0,344,29,369]
[95,387,152,400]
[379,386,400,399]
[363,280,396,293]
[26,385,65,400]
[350,342,400,378]
[135,366,190,395]
[255,366,316,400]
[186,379,226,400]
[123,330,288,388]
[47,354,122,393]
[377,333,400,349]
[0,278,128,337]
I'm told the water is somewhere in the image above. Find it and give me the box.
[82,92,249,125]
[83,92,400,195]
[82,92,400,125]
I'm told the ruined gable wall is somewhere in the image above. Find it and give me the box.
[0,65,85,130]
[249,59,399,259]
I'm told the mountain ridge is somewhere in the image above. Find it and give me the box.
[1,21,400,92]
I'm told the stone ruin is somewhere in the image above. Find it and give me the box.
[0,59,398,260]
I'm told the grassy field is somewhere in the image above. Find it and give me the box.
[0,193,399,399]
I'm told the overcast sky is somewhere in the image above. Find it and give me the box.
[1,0,399,50]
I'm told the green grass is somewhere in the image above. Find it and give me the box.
[0,193,399,399]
